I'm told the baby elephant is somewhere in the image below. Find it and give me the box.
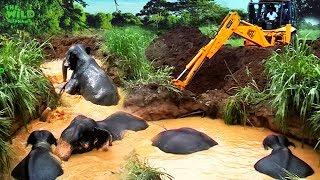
[11,130,63,180]
[62,44,119,106]
[254,134,314,179]
[55,115,112,161]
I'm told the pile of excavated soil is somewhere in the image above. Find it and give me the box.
[41,36,100,59]
[146,26,274,95]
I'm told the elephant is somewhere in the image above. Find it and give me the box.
[61,44,119,106]
[152,127,218,154]
[55,115,112,161]
[96,111,149,141]
[254,134,314,179]
[11,130,63,180]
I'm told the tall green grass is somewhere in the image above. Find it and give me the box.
[103,26,173,89]
[298,29,320,41]
[224,87,269,125]
[265,38,320,130]
[0,34,58,173]
[122,154,173,180]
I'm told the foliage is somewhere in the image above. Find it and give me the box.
[86,12,112,29]
[293,0,320,19]
[138,0,231,29]
[223,87,269,125]
[0,110,12,174]
[0,34,57,174]
[111,12,142,26]
[265,38,320,131]
[60,3,87,32]
[199,25,218,38]
[103,26,173,89]
[227,39,244,47]
[122,153,173,180]
[298,29,320,41]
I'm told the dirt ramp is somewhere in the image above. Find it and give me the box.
[146,26,273,94]
[41,36,99,59]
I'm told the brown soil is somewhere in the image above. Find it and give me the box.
[40,36,100,60]
[146,26,274,95]
[311,38,320,58]
[124,84,209,121]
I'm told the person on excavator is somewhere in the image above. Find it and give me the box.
[266,7,278,29]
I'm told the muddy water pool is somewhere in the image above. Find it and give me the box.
[10,60,320,180]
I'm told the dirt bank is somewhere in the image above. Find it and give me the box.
[124,84,211,121]
[41,36,100,60]
[146,26,274,95]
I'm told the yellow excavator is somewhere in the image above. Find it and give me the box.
[173,0,297,90]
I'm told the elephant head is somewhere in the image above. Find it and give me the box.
[263,134,295,150]
[27,130,57,150]
[62,44,91,82]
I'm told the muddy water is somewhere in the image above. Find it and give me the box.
[10,60,320,180]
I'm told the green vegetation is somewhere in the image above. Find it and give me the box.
[224,38,320,147]
[122,154,173,180]
[265,39,320,130]
[298,29,320,40]
[103,26,173,89]
[0,35,58,172]
[224,87,269,125]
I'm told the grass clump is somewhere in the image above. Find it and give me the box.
[122,154,173,180]
[103,26,173,89]
[265,38,320,131]
[224,87,269,125]
[0,34,58,173]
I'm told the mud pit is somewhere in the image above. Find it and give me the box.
[9,59,320,179]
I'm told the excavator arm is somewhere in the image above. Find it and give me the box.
[173,12,294,90]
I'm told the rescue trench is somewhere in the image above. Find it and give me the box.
[9,59,320,180]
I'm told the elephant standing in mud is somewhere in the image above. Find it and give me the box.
[62,44,119,106]
[254,134,314,179]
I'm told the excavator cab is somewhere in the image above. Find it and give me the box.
[248,0,297,30]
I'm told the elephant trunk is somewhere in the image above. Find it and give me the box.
[62,59,68,82]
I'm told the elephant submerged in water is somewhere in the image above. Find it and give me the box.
[152,127,218,154]
[55,112,148,161]
[55,115,113,161]
[254,134,314,179]
[61,44,119,106]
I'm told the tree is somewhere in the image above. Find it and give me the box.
[294,0,320,19]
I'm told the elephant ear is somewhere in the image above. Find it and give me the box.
[27,131,38,146]
[47,133,57,146]
[94,127,112,149]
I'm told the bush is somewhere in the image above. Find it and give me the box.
[103,27,173,89]
[265,38,320,130]
[122,153,173,180]
[223,87,269,125]
[111,12,142,26]
[0,34,58,173]
[86,13,112,30]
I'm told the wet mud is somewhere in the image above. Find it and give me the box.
[9,59,320,180]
